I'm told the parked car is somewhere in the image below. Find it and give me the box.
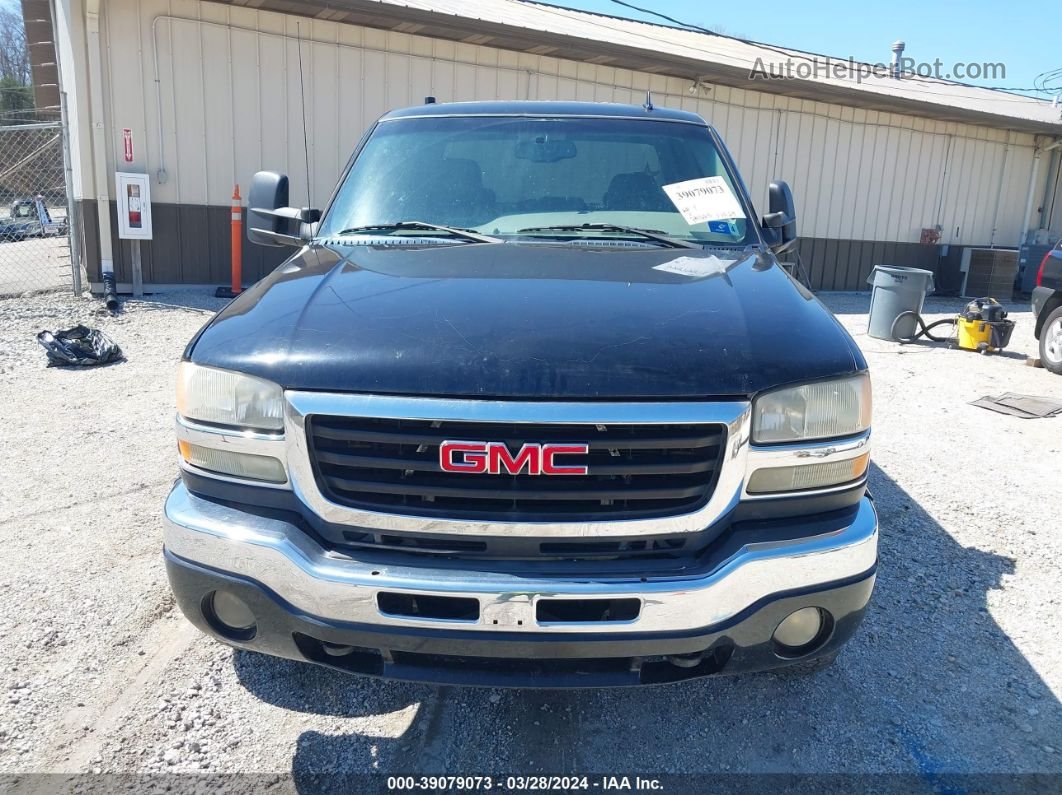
[0,197,67,242]
[164,101,877,687]
[1033,240,1062,375]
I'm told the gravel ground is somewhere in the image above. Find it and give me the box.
[0,288,1060,791]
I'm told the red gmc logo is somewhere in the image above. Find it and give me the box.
[439,440,590,476]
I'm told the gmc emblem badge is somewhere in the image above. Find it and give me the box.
[439,440,590,476]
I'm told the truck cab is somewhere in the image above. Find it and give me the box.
[164,101,877,687]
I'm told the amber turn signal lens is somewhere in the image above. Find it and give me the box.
[747,452,869,494]
[178,440,286,483]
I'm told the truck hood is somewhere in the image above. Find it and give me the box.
[188,242,864,399]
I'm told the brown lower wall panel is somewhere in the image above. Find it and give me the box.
[77,200,288,285]
[785,236,956,291]
[77,200,971,292]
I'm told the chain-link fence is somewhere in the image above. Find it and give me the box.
[0,120,76,297]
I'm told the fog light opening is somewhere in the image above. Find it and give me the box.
[203,590,258,641]
[772,607,833,658]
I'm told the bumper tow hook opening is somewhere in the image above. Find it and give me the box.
[666,652,703,668]
[321,641,357,657]
[293,634,385,676]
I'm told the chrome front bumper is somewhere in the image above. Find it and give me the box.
[164,483,878,636]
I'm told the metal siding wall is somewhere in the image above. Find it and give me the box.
[1002,143,1038,242]
[88,0,1044,287]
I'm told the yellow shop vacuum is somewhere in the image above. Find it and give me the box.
[955,298,1015,353]
[893,297,1015,354]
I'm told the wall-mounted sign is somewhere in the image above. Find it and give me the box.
[122,128,133,163]
[116,172,152,240]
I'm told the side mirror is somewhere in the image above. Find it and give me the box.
[247,171,320,247]
[761,180,798,254]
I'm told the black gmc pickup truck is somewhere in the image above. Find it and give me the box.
[165,101,877,687]
[1032,241,1062,375]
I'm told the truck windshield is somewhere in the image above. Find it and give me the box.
[319,116,755,247]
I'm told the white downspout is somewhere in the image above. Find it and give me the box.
[85,0,117,307]
[988,131,1011,247]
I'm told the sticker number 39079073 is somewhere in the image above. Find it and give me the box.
[662,176,744,225]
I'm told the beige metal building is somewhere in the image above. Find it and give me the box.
[51,0,1062,291]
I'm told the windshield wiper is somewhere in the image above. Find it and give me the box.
[335,221,501,244]
[516,223,698,249]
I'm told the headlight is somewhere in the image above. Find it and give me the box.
[176,362,284,431]
[752,374,871,444]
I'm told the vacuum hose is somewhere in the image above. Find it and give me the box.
[890,310,955,343]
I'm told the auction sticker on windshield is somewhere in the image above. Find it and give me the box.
[662,176,744,225]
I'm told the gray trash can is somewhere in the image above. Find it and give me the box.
[867,265,935,341]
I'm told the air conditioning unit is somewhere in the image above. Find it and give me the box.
[960,248,1018,299]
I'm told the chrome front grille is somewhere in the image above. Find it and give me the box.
[284,393,750,539]
[306,415,727,521]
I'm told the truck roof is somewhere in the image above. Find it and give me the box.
[380,100,708,125]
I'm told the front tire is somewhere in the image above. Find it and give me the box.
[1040,307,1062,375]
